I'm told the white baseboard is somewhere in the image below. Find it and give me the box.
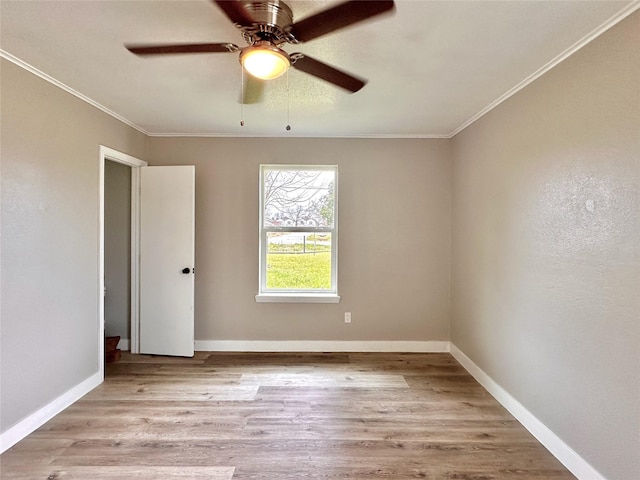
[450,344,607,480]
[0,371,102,454]
[195,340,451,353]
[2,341,604,480]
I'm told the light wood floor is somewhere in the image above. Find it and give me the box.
[1,352,575,479]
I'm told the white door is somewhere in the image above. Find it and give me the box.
[139,166,195,357]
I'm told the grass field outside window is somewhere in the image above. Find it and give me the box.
[259,165,337,295]
[266,251,331,289]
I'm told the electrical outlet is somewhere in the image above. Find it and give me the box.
[344,312,352,323]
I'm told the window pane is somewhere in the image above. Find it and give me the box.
[263,169,335,228]
[266,232,332,290]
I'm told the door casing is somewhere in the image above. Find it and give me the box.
[99,146,147,379]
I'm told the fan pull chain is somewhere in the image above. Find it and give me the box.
[285,69,291,131]
[240,67,245,127]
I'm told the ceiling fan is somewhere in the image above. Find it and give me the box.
[125,0,395,101]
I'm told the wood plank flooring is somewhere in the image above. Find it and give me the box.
[1,352,575,479]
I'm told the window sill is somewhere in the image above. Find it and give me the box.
[255,293,341,304]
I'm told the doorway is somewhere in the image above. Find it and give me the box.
[104,159,131,364]
[99,146,147,379]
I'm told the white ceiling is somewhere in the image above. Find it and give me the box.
[1,0,637,137]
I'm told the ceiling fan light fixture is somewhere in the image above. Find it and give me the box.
[240,43,290,80]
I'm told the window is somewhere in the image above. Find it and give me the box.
[256,165,339,303]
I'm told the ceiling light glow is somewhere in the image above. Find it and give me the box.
[240,43,290,80]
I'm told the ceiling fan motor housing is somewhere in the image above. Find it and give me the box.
[241,0,294,45]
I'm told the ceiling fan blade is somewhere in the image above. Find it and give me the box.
[290,54,366,93]
[289,1,395,43]
[240,75,265,104]
[126,43,238,55]
[213,0,256,27]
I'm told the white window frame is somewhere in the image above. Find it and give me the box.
[255,164,340,303]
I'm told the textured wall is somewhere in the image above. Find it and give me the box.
[147,137,451,343]
[0,59,146,432]
[2,11,638,478]
[451,12,639,480]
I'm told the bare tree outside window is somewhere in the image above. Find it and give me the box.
[259,166,338,294]
[263,170,334,228]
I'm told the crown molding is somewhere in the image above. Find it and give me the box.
[145,132,451,139]
[0,49,448,139]
[449,0,640,138]
[3,0,637,141]
[0,49,149,136]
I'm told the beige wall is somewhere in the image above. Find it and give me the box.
[104,160,131,340]
[2,10,638,478]
[0,59,146,432]
[147,137,451,343]
[451,12,639,480]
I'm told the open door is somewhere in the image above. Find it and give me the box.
[139,166,195,357]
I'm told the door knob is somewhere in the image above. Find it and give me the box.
[182,267,191,274]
